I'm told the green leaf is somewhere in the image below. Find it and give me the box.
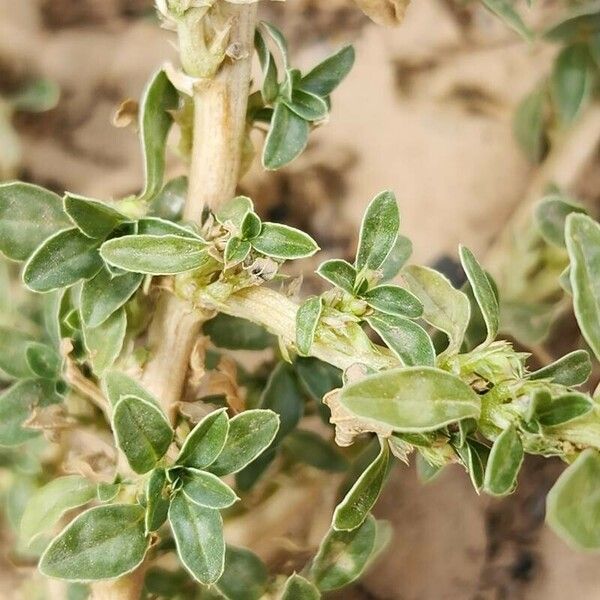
[535,195,587,248]
[82,307,127,376]
[203,314,274,350]
[366,312,435,366]
[251,222,319,260]
[180,468,239,509]
[544,8,600,42]
[64,194,129,239]
[112,395,173,474]
[150,175,187,221]
[281,573,320,600]
[300,45,355,97]
[355,191,400,275]
[100,234,208,275]
[97,483,120,503]
[168,493,225,584]
[403,264,470,356]
[138,70,179,201]
[0,379,52,446]
[455,439,489,492]
[23,228,103,292]
[552,43,593,123]
[39,504,148,581]
[259,22,289,69]
[295,357,342,403]
[480,0,532,41]
[255,30,279,104]
[296,296,322,356]
[145,468,170,533]
[340,366,481,433]
[362,285,423,318]
[260,363,304,445]
[513,86,547,163]
[240,211,262,240]
[333,442,389,531]
[215,196,254,228]
[310,514,377,592]
[25,342,61,379]
[537,392,593,427]
[80,267,142,327]
[283,90,329,122]
[0,182,70,261]
[565,213,600,362]
[209,410,279,476]
[283,429,348,472]
[525,388,551,423]
[459,245,499,346]
[177,408,229,469]
[483,425,523,496]
[20,476,96,547]
[225,237,252,268]
[380,234,412,281]
[316,259,356,294]
[546,449,600,550]
[102,370,160,408]
[0,326,33,379]
[528,349,592,386]
[262,102,309,170]
[216,546,268,600]
[136,217,197,239]
[11,78,60,113]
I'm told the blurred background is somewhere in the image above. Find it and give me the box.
[1,0,600,598]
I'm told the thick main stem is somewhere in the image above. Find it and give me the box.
[141,4,257,417]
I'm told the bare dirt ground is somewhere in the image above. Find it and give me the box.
[1,0,600,598]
